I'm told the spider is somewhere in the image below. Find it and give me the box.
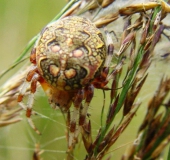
[17,16,115,149]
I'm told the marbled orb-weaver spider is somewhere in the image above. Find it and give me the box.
[18,16,114,148]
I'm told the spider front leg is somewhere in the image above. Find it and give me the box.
[18,66,41,135]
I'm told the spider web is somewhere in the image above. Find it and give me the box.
[0,59,169,160]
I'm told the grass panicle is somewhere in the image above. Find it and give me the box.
[0,0,170,159]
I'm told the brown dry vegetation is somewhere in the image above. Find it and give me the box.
[0,0,170,160]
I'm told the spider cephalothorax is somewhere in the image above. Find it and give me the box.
[18,16,114,148]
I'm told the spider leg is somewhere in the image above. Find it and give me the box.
[67,85,94,150]
[18,66,41,135]
[103,29,125,82]
[103,29,114,68]
[77,85,94,148]
[79,85,94,127]
[92,29,114,89]
[69,89,84,148]
[27,73,41,134]
[18,66,37,110]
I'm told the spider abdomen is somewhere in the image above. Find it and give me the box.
[35,16,106,91]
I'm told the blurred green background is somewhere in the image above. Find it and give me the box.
[0,0,66,84]
[0,0,169,160]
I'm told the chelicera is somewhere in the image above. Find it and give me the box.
[18,16,114,148]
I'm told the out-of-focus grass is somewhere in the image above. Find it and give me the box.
[0,1,169,160]
[0,1,67,160]
[0,0,66,85]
